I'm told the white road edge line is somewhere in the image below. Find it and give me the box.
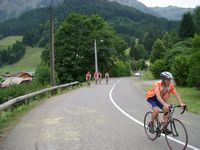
[109,79,199,150]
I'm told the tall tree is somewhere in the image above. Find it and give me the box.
[150,39,166,63]
[193,7,200,34]
[42,13,127,83]
[179,12,195,38]
[130,40,147,60]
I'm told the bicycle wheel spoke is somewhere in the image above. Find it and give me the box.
[144,111,158,141]
[165,118,188,150]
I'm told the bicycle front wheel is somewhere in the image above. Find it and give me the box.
[165,118,188,150]
[144,111,159,141]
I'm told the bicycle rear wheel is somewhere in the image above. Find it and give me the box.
[165,118,188,150]
[144,111,159,141]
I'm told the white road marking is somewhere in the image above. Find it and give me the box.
[109,79,199,150]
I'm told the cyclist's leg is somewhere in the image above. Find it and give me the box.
[147,97,160,122]
[95,78,97,84]
[86,80,88,86]
[151,107,160,122]
[163,105,169,123]
[156,100,169,123]
[155,99,171,134]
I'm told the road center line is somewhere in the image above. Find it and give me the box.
[109,79,199,150]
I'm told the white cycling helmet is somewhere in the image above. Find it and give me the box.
[160,71,174,80]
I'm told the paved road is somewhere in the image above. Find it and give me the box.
[1,78,200,150]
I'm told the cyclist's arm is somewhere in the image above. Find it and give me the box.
[174,92,185,107]
[171,85,185,107]
[155,90,167,106]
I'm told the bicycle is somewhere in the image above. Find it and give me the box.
[106,77,109,84]
[86,80,90,87]
[95,78,98,84]
[144,105,188,150]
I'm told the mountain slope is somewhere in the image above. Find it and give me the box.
[151,6,193,20]
[0,36,22,50]
[0,0,63,23]
[0,0,177,38]
[109,0,159,17]
[0,46,43,73]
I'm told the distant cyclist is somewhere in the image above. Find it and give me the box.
[94,71,99,84]
[105,72,109,84]
[146,71,185,134]
[86,71,91,87]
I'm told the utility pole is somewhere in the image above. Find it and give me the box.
[94,39,98,73]
[49,0,56,88]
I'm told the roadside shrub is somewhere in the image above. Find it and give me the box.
[164,42,191,70]
[110,61,130,77]
[35,64,51,85]
[150,59,167,79]
[0,81,44,104]
[171,55,189,86]
[131,59,148,71]
[187,51,200,88]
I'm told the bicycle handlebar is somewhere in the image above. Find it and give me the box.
[170,105,187,114]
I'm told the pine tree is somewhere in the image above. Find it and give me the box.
[150,39,166,63]
[179,12,195,38]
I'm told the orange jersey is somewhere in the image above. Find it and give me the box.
[86,73,91,80]
[94,72,99,79]
[146,81,176,101]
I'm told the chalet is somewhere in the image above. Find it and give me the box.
[1,72,33,88]
[14,72,33,80]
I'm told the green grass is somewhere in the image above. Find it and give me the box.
[0,46,43,73]
[169,87,200,115]
[0,36,23,50]
[144,86,200,115]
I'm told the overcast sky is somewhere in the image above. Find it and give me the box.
[137,0,200,8]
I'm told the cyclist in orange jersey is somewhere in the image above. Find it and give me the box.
[86,71,91,87]
[94,71,99,84]
[146,71,185,133]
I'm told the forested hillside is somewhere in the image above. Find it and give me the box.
[0,0,63,23]
[151,6,193,20]
[109,0,159,17]
[146,7,200,88]
[0,0,178,48]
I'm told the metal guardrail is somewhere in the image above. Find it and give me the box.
[0,81,79,112]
